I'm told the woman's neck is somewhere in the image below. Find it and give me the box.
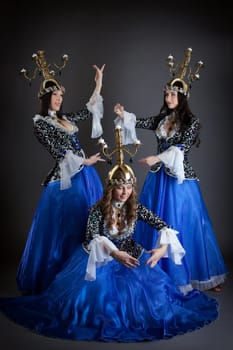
[112,201,125,209]
[112,201,126,232]
[48,109,57,117]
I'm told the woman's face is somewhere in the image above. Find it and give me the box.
[113,184,133,203]
[50,89,63,111]
[164,89,179,109]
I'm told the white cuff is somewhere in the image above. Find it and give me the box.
[155,227,186,265]
[85,236,118,281]
[59,150,84,190]
[86,93,104,138]
[158,146,185,184]
[114,111,139,145]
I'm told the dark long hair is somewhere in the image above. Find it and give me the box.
[39,81,63,117]
[159,82,201,147]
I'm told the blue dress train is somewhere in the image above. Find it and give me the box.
[0,204,218,342]
[0,247,218,342]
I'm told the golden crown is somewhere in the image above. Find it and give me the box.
[165,47,204,96]
[20,50,69,98]
[98,126,140,185]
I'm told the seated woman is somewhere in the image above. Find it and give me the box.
[0,152,218,342]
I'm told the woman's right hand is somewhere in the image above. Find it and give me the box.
[83,152,105,166]
[138,155,161,167]
[111,250,140,269]
[114,103,124,119]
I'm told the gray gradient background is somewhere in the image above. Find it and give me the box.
[0,1,232,349]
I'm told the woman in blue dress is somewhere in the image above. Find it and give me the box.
[113,48,228,293]
[0,162,218,342]
[16,50,106,294]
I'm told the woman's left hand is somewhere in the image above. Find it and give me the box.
[83,152,106,166]
[114,103,124,119]
[145,245,168,268]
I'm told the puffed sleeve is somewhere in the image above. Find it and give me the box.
[86,92,104,138]
[157,146,185,184]
[83,206,118,281]
[154,227,185,264]
[85,236,118,281]
[137,204,185,264]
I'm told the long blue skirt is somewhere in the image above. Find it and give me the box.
[0,246,218,342]
[16,166,103,294]
[134,167,228,290]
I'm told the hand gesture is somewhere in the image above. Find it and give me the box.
[138,155,160,167]
[93,64,105,94]
[145,245,168,268]
[83,152,106,166]
[114,103,124,119]
[111,250,140,269]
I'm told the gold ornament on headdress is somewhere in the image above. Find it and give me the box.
[98,125,141,185]
[165,47,204,96]
[20,50,69,98]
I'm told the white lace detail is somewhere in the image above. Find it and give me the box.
[156,115,178,139]
[59,150,84,190]
[158,146,185,184]
[114,111,140,145]
[155,227,186,264]
[85,236,118,281]
[86,93,104,138]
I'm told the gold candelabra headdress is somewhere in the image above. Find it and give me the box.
[98,125,141,185]
[20,50,69,98]
[165,47,204,96]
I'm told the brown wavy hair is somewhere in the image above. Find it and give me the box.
[98,168,137,230]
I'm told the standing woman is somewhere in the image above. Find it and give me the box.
[114,48,228,293]
[17,50,105,294]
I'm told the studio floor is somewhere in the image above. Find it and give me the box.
[0,262,232,350]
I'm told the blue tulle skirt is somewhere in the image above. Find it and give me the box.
[0,246,218,342]
[134,167,228,290]
[16,166,103,294]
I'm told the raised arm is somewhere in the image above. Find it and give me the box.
[114,103,160,130]
[92,64,105,95]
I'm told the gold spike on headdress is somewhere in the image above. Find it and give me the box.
[20,50,69,98]
[165,47,204,96]
[98,126,141,185]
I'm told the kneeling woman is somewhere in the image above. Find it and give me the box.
[0,165,218,342]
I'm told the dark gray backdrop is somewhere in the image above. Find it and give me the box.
[1,1,232,269]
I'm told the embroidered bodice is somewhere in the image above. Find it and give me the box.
[82,203,169,259]
[136,114,200,179]
[33,107,91,185]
